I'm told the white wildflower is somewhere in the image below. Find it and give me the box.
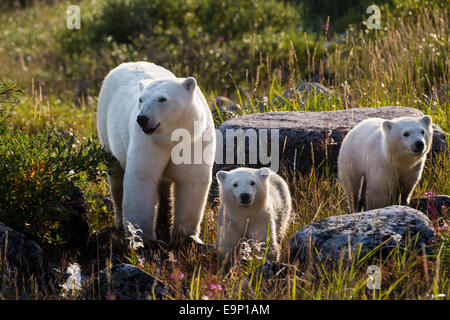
[61,263,82,294]
[126,221,145,250]
[238,239,266,261]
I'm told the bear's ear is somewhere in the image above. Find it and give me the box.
[182,77,197,95]
[216,171,227,184]
[382,120,393,132]
[257,167,271,182]
[420,115,432,127]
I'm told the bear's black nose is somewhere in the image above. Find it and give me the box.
[240,193,251,204]
[136,115,149,127]
[414,140,424,153]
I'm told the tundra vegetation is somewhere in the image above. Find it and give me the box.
[0,0,448,299]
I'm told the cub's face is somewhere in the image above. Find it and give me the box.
[217,168,270,208]
[382,115,433,156]
[136,77,197,135]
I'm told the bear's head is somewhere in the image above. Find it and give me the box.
[382,115,433,156]
[136,77,198,136]
[216,167,271,208]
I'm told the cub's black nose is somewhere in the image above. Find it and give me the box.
[240,193,251,204]
[414,140,424,153]
[136,115,149,127]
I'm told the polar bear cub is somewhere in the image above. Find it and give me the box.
[216,167,292,266]
[97,61,215,244]
[338,115,432,212]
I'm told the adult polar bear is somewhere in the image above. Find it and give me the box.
[97,62,215,244]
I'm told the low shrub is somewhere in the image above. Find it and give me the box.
[0,82,109,250]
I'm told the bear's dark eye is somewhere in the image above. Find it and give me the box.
[421,130,425,135]
[139,98,142,103]
[158,97,167,102]
[233,183,238,188]
[250,181,255,186]
[403,132,410,137]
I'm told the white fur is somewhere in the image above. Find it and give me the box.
[97,61,215,243]
[216,167,292,266]
[338,115,432,211]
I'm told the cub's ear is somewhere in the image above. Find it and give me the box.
[382,120,393,132]
[257,167,271,182]
[138,80,146,92]
[182,77,197,95]
[420,115,432,127]
[216,171,228,184]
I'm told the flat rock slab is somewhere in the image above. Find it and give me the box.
[289,206,436,263]
[214,106,448,175]
[93,264,172,300]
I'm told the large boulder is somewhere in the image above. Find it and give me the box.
[0,222,47,277]
[214,106,448,175]
[91,264,172,300]
[289,206,437,263]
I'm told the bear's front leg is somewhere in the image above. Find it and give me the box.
[248,215,280,262]
[172,179,211,244]
[122,170,159,241]
[122,146,170,242]
[399,162,424,205]
[365,179,393,210]
[216,209,243,270]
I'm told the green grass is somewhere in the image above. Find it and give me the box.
[0,0,448,300]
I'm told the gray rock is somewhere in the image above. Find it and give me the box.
[212,96,242,116]
[434,85,449,104]
[214,106,448,175]
[410,195,450,217]
[289,206,437,263]
[93,264,172,300]
[0,222,47,277]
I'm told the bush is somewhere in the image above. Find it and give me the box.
[292,0,395,33]
[0,82,109,250]
[58,0,323,94]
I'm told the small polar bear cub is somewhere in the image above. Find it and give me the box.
[338,115,433,211]
[97,61,215,244]
[216,167,292,266]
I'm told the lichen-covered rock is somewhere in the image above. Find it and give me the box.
[94,264,172,300]
[289,206,437,263]
[214,106,448,176]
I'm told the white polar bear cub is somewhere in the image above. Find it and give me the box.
[216,167,292,266]
[97,61,215,244]
[338,115,432,212]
